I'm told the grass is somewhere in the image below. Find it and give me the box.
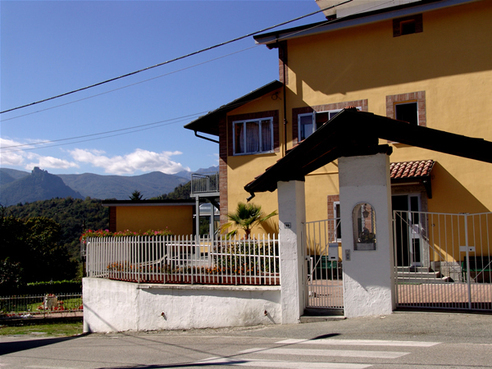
[0,320,83,337]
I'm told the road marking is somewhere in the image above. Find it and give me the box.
[240,347,409,359]
[277,338,441,347]
[200,357,371,368]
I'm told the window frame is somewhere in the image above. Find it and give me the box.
[292,100,368,144]
[298,109,342,141]
[386,91,426,128]
[393,14,423,37]
[395,100,419,126]
[232,117,274,156]
[333,200,342,242]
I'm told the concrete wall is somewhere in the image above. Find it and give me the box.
[83,278,281,333]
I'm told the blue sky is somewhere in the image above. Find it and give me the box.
[1,0,324,176]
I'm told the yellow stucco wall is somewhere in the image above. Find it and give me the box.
[115,205,194,235]
[222,1,492,235]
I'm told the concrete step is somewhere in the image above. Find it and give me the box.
[397,270,454,283]
[300,315,346,323]
[397,266,433,273]
[301,308,345,323]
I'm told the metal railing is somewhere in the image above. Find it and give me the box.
[0,293,83,319]
[190,172,219,196]
[85,234,280,286]
[393,210,492,311]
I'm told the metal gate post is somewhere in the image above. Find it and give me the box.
[464,214,472,309]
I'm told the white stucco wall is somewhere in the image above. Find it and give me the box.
[339,153,395,318]
[83,278,282,333]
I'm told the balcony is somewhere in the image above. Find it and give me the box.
[190,172,219,198]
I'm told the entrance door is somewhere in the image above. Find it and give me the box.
[392,194,422,267]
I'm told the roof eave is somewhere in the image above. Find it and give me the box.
[184,80,283,136]
[254,0,480,48]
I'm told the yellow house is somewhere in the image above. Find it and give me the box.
[185,0,492,270]
[102,199,195,236]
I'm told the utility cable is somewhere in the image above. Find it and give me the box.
[0,112,206,152]
[0,0,352,115]
[1,45,258,123]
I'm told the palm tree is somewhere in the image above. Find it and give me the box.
[222,202,277,239]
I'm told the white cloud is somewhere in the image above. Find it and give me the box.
[69,148,190,175]
[0,137,78,170]
[0,138,26,166]
[212,153,219,165]
[25,156,79,170]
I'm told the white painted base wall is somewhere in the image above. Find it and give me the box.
[83,278,282,333]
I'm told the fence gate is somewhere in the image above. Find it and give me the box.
[303,219,343,311]
[394,210,492,311]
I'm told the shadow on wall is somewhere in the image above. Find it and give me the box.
[429,162,489,214]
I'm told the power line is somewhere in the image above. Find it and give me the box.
[0,0,352,115]
[1,45,259,123]
[0,95,270,153]
[0,112,206,152]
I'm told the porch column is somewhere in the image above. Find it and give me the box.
[277,180,307,324]
[339,152,395,318]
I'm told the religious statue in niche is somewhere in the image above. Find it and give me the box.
[353,202,376,250]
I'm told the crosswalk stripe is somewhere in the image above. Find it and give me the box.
[276,338,441,347]
[240,347,409,359]
[199,357,372,368]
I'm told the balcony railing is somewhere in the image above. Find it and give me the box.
[85,234,280,286]
[191,172,219,196]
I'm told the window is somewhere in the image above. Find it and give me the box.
[298,110,341,141]
[386,91,426,127]
[293,100,368,144]
[393,14,423,37]
[233,118,273,155]
[395,102,418,125]
[333,200,341,242]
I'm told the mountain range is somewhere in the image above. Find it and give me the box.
[0,166,218,207]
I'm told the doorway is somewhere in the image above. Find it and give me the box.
[392,194,422,267]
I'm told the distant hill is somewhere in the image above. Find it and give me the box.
[0,167,83,206]
[0,166,216,206]
[175,166,219,180]
[58,171,188,200]
[0,168,29,187]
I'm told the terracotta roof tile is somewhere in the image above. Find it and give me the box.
[390,160,434,180]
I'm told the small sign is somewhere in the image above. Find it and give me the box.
[460,246,475,252]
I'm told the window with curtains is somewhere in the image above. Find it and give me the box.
[233,118,273,155]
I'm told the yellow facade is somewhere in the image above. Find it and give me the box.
[220,0,492,237]
[115,205,194,235]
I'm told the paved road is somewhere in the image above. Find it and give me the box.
[1,312,491,368]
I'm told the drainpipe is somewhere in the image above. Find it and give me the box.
[283,75,287,157]
[279,40,288,157]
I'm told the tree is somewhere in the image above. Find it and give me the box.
[221,202,277,239]
[0,213,76,293]
[129,190,144,201]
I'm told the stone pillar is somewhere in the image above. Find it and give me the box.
[339,153,395,318]
[277,180,307,324]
